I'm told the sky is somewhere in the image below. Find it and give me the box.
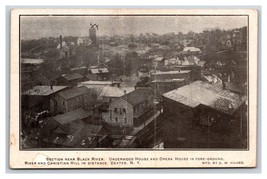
[20,16,248,40]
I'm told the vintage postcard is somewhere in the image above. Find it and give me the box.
[9,8,258,168]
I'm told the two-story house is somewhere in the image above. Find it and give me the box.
[102,89,154,128]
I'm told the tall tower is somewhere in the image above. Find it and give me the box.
[89,23,98,44]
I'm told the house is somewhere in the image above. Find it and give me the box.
[87,64,110,81]
[77,37,84,46]
[54,86,95,114]
[162,81,247,148]
[22,85,68,113]
[152,56,165,69]
[164,57,181,66]
[183,47,201,53]
[41,109,103,148]
[102,90,154,128]
[56,73,84,86]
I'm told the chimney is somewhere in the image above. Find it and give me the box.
[222,80,226,90]
[124,90,127,94]
[60,35,62,49]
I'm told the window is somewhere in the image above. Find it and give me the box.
[114,108,117,113]
[123,108,126,114]
[63,101,65,106]
[124,118,127,124]
[115,117,118,123]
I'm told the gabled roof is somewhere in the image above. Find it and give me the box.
[154,56,165,62]
[62,73,83,81]
[99,86,135,98]
[183,47,201,52]
[22,86,68,96]
[163,81,246,115]
[90,68,109,74]
[53,108,91,125]
[121,90,145,106]
[58,86,89,100]
[135,88,153,99]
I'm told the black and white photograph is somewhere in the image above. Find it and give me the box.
[9,8,258,168]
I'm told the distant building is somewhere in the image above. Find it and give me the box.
[152,56,165,69]
[162,81,247,148]
[87,64,110,81]
[77,37,84,46]
[151,70,192,83]
[57,35,76,59]
[102,89,154,127]
[183,46,201,53]
[150,70,192,99]
[164,57,181,66]
[79,80,119,88]
[56,73,84,86]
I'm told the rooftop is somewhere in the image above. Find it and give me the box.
[58,86,89,100]
[154,56,165,62]
[21,58,44,65]
[62,73,83,81]
[151,70,191,75]
[121,90,145,106]
[99,86,135,98]
[53,108,91,125]
[163,81,246,115]
[90,68,109,74]
[151,79,185,83]
[22,86,68,96]
[79,81,113,86]
[183,47,201,52]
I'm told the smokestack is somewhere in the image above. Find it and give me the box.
[60,35,62,49]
